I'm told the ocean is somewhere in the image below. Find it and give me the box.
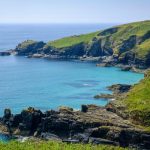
[0,24,143,115]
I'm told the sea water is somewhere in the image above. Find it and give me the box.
[0,24,143,116]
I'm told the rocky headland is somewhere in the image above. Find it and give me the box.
[1,20,150,73]
[0,20,150,149]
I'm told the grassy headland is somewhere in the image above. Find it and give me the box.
[47,31,99,48]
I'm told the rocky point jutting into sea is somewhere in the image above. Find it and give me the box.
[0,20,150,149]
[1,20,150,73]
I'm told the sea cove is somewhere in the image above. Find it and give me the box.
[0,56,143,115]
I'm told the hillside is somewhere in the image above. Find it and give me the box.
[124,70,150,126]
[47,31,99,48]
[107,70,150,128]
[12,20,150,68]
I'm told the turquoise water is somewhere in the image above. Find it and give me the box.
[0,24,144,116]
[0,133,10,142]
[0,56,143,115]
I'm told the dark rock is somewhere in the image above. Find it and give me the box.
[41,132,61,141]
[89,137,118,146]
[72,133,89,143]
[81,105,88,113]
[61,43,86,57]
[86,39,102,57]
[119,35,137,54]
[1,106,150,149]
[0,51,11,56]
[4,109,11,120]
[91,127,110,138]
[98,27,118,36]
[15,40,46,56]
[107,84,131,94]
[121,65,132,71]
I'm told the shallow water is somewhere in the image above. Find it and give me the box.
[0,24,144,116]
[0,56,143,115]
[0,133,10,142]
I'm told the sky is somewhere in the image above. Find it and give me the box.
[0,0,150,24]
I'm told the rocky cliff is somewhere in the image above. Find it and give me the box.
[1,105,150,149]
[9,20,150,69]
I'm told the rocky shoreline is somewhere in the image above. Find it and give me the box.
[0,50,147,74]
[0,84,150,149]
[0,104,150,149]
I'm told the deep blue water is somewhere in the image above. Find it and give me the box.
[0,24,143,116]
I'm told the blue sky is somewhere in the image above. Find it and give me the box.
[0,0,150,23]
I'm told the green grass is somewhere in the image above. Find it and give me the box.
[17,40,37,49]
[0,141,127,150]
[46,20,150,59]
[135,39,150,58]
[47,31,99,48]
[106,20,150,54]
[123,70,150,126]
[17,20,150,62]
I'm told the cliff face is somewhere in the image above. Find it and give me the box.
[13,20,150,68]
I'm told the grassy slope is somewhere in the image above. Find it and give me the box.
[135,39,150,58]
[47,20,150,58]
[47,31,99,48]
[122,71,150,126]
[17,40,37,49]
[0,141,127,150]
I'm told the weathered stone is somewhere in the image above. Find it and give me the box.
[94,94,114,99]
[107,84,131,94]
[81,105,88,113]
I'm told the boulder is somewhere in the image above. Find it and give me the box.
[107,84,131,94]
[81,105,88,113]
[41,132,61,141]
[4,109,11,120]
[0,51,11,56]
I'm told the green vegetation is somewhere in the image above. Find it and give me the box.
[47,31,99,48]
[47,20,150,58]
[106,20,150,54]
[135,39,150,58]
[0,141,127,150]
[17,40,37,49]
[16,20,150,62]
[123,70,150,126]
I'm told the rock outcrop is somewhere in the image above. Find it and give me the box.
[1,20,150,70]
[0,51,11,56]
[1,105,150,149]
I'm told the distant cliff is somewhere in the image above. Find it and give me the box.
[8,20,150,68]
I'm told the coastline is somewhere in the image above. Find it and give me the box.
[0,78,149,149]
[0,20,150,149]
